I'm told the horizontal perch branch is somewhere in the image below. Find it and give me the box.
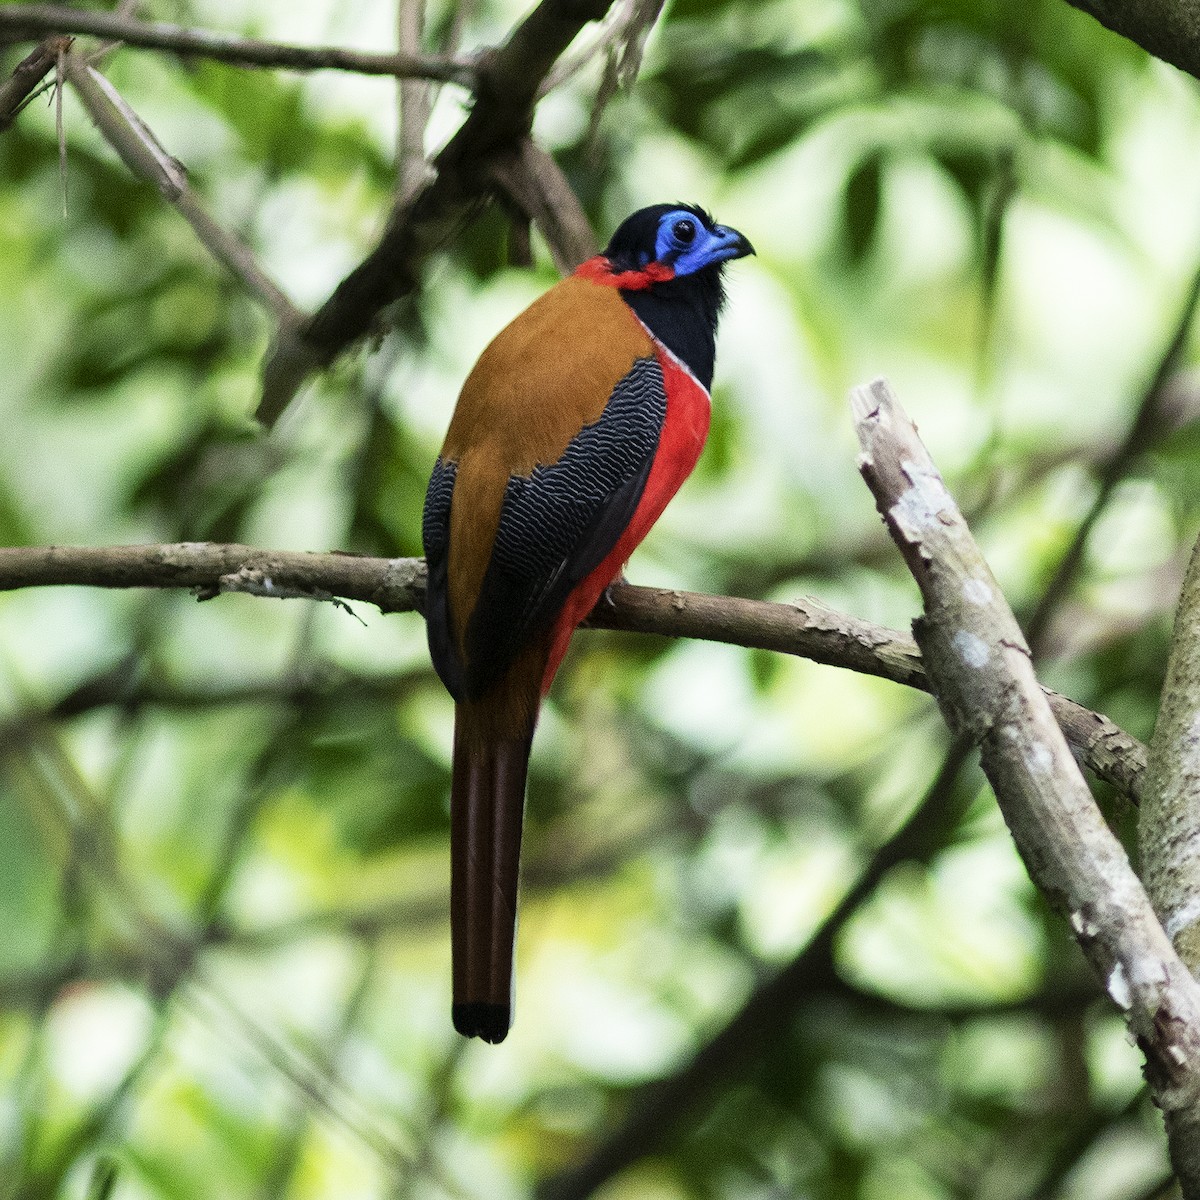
[0,541,1146,801]
[0,5,476,84]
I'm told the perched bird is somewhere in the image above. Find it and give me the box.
[422,203,752,1042]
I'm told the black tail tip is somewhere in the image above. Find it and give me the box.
[453,1002,512,1043]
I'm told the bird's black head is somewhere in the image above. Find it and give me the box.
[603,203,755,278]
[595,203,753,390]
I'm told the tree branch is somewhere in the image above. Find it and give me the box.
[0,34,71,132]
[0,541,1146,802]
[65,54,304,330]
[1143,534,1200,974]
[853,376,1200,1194]
[395,0,433,205]
[0,542,427,611]
[257,0,616,424]
[0,662,430,747]
[538,742,978,1200]
[1024,250,1200,652]
[490,137,597,273]
[1061,0,1200,84]
[0,4,475,83]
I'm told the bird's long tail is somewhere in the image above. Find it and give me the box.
[450,711,533,1043]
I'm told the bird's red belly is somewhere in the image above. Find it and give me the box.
[540,345,711,691]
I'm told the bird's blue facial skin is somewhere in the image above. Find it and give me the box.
[653,209,752,275]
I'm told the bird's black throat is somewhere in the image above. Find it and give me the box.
[620,266,727,391]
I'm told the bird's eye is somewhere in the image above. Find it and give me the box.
[673,218,697,245]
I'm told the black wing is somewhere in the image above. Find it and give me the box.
[422,455,465,699]
[463,355,667,699]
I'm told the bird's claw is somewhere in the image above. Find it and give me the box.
[600,572,628,611]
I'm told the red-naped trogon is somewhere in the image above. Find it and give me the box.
[423,204,753,1042]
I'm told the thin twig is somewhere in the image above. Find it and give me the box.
[182,975,419,1170]
[0,541,1148,801]
[54,40,66,214]
[64,53,304,329]
[0,4,476,84]
[0,33,72,132]
[853,376,1200,1194]
[261,944,382,1199]
[540,0,664,95]
[1025,254,1200,653]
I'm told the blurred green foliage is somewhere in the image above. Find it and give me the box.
[1,0,1199,1197]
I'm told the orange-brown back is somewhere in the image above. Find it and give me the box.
[441,276,653,655]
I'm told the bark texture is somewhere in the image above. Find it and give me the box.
[1144,536,1200,974]
[1065,0,1200,82]
[853,377,1200,1193]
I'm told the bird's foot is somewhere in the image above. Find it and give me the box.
[601,571,629,611]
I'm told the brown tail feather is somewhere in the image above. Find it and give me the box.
[450,714,533,1043]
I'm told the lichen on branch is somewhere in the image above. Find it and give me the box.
[852,375,1200,1193]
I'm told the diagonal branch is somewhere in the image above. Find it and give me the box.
[1061,0,1200,84]
[0,541,1147,801]
[0,4,475,83]
[1024,252,1200,652]
[0,34,72,132]
[537,742,976,1200]
[853,376,1200,1195]
[490,137,597,273]
[65,53,304,329]
[257,0,616,424]
[534,334,1185,1197]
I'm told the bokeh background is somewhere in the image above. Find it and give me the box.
[2,0,1200,1196]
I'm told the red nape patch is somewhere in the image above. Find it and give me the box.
[574,257,675,291]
